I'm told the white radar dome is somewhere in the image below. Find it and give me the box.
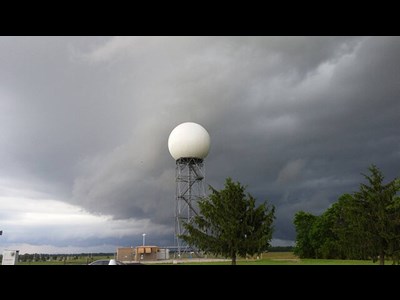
[168,122,210,161]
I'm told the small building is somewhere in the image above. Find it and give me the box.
[156,248,170,260]
[135,246,159,261]
[117,247,135,262]
[117,246,170,262]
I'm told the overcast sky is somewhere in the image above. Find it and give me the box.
[1,36,399,254]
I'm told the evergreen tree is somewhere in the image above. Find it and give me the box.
[180,177,275,265]
[351,165,400,265]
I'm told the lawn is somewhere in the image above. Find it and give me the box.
[6,252,386,265]
[179,252,380,265]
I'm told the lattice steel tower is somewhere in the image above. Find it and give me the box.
[168,122,210,258]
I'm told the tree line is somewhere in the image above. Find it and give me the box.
[180,165,399,265]
[293,165,400,265]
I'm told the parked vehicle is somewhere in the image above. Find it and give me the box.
[88,259,125,265]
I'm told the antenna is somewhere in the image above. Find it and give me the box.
[168,122,210,258]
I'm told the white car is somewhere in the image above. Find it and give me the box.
[88,259,125,265]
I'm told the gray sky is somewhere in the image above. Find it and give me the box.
[1,36,399,254]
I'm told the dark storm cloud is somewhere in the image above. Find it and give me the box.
[1,36,400,247]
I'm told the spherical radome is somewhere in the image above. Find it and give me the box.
[168,122,210,160]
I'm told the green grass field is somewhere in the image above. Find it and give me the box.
[5,252,386,265]
[184,258,377,265]
[174,252,381,265]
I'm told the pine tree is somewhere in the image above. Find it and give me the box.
[180,177,275,265]
[351,165,400,265]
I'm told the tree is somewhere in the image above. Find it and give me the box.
[330,194,370,260]
[293,211,318,258]
[180,177,275,265]
[292,165,400,263]
[350,165,400,265]
[294,194,370,260]
[309,208,340,259]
